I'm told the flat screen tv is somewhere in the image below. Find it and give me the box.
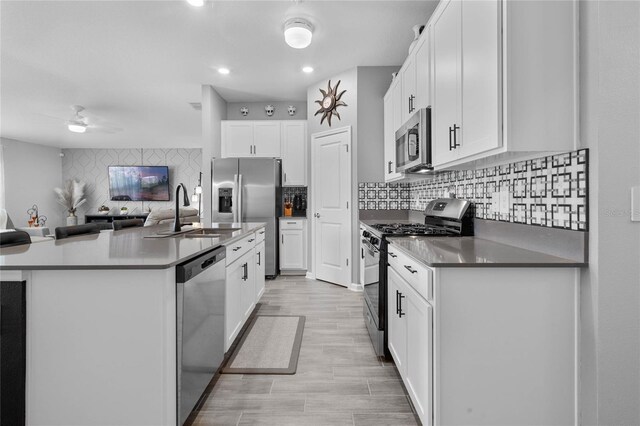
[108,166,170,201]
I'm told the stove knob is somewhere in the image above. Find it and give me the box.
[370,237,379,246]
[362,231,371,238]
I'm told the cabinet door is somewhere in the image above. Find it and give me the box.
[222,121,254,158]
[253,122,281,157]
[240,250,256,322]
[255,241,266,301]
[383,91,403,182]
[391,78,403,132]
[432,0,462,166]
[387,267,408,377]
[414,29,431,110]
[281,121,307,186]
[405,285,433,425]
[280,229,305,270]
[401,55,417,124]
[225,259,245,351]
[460,0,501,158]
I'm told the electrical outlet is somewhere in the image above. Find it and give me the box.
[500,190,510,217]
[632,186,640,222]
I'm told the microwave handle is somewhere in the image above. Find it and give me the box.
[388,161,393,174]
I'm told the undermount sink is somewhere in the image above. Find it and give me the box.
[184,228,242,238]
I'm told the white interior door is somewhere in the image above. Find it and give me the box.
[312,127,352,287]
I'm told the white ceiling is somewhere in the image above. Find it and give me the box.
[1,0,437,149]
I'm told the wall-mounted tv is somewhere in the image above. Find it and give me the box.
[108,166,170,201]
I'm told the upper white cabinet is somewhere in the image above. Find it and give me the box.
[253,122,281,157]
[384,0,578,172]
[281,121,307,186]
[221,122,254,158]
[221,121,281,158]
[432,0,501,166]
[383,86,403,182]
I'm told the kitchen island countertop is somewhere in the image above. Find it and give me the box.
[0,222,265,270]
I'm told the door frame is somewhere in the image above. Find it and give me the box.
[309,126,357,290]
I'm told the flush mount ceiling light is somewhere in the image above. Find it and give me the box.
[67,105,88,133]
[284,18,314,49]
[186,0,204,7]
[302,66,314,73]
[218,67,230,75]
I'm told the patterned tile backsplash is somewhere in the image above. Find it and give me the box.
[283,186,307,200]
[358,182,411,210]
[360,149,588,231]
[62,148,202,221]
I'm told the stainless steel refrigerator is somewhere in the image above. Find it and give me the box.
[212,158,282,276]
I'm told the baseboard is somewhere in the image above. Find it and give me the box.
[349,282,363,292]
[305,272,316,280]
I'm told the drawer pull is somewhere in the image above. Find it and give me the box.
[248,238,255,242]
[388,252,397,258]
[259,231,265,234]
[232,246,242,252]
[286,222,296,224]
[404,265,418,274]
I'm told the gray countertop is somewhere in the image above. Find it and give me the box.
[386,236,586,268]
[0,222,265,270]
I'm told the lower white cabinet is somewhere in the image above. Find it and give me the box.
[225,250,249,352]
[255,241,266,300]
[279,218,307,272]
[387,241,579,426]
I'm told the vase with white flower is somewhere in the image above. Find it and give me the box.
[54,179,87,226]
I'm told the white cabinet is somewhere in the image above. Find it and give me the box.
[432,0,501,166]
[400,54,417,124]
[414,28,431,111]
[279,218,307,272]
[387,267,409,377]
[221,121,281,158]
[281,121,307,186]
[253,122,281,157]
[221,121,254,158]
[255,240,266,301]
[391,78,403,134]
[383,88,403,182]
[225,233,259,352]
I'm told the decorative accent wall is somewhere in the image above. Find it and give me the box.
[358,149,589,231]
[358,182,411,210]
[61,148,202,222]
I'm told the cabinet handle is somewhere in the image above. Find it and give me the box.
[284,172,287,182]
[398,292,405,317]
[408,97,412,114]
[361,248,364,259]
[452,124,460,149]
[232,246,242,252]
[388,161,393,174]
[258,251,261,266]
[248,238,255,242]
[410,95,415,112]
[243,263,248,280]
[254,145,257,154]
[388,252,397,258]
[259,231,265,234]
[287,221,296,224]
[404,265,418,274]
[281,235,284,244]
[449,126,454,151]
[396,290,400,315]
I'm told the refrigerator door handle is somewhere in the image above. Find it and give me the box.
[232,174,238,223]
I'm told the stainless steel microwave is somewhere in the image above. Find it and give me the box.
[395,107,432,173]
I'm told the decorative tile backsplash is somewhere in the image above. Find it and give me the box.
[283,186,307,200]
[358,182,411,210]
[62,148,202,222]
[359,149,589,231]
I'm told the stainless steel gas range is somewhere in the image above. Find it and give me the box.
[361,198,474,358]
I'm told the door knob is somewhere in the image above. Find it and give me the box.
[314,213,321,218]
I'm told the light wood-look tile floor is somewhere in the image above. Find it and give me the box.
[190,276,420,426]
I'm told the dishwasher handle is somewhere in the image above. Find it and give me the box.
[176,246,226,283]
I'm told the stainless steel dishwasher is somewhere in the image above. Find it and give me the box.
[176,246,226,425]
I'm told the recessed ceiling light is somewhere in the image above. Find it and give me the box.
[186,0,204,7]
[218,68,230,75]
[284,18,314,49]
[302,66,314,73]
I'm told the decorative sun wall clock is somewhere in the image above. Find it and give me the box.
[314,80,347,126]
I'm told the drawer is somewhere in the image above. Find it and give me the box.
[280,219,305,230]
[226,233,257,265]
[255,227,266,244]
[387,244,433,302]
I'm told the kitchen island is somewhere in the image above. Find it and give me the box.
[0,222,265,426]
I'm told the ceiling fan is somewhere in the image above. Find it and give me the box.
[43,105,122,134]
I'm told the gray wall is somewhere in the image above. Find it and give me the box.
[202,85,228,224]
[580,1,640,424]
[61,148,202,223]
[226,101,307,120]
[1,138,64,228]
[357,66,399,182]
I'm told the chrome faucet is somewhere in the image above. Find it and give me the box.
[173,183,190,232]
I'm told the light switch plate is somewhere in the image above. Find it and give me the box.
[632,186,640,222]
